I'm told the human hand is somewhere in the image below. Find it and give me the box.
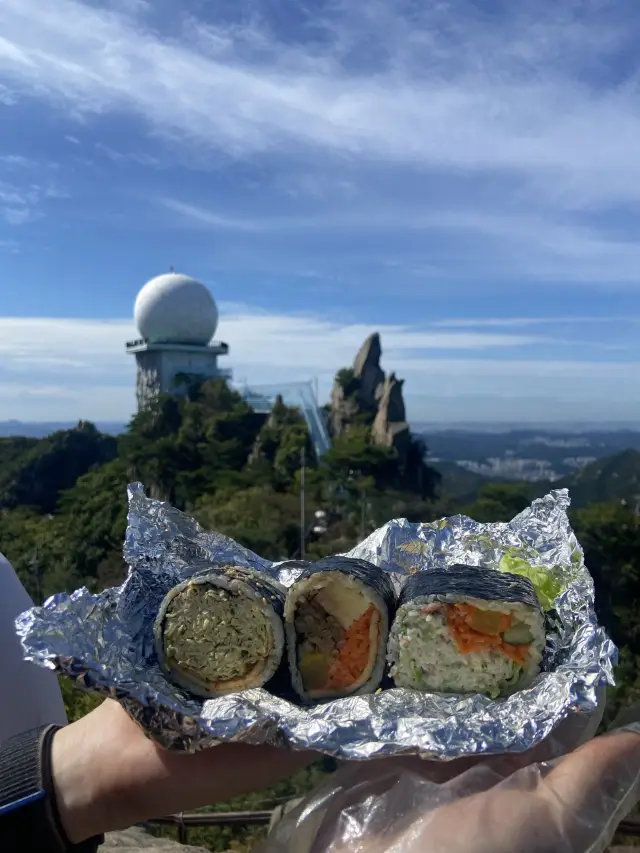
[51,698,315,844]
[266,728,640,853]
[393,730,640,853]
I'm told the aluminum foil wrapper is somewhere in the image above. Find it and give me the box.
[16,483,616,761]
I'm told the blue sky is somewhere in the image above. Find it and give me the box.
[0,0,639,424]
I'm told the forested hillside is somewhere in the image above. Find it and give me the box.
[556,449,640,507]
[1,373,639,851]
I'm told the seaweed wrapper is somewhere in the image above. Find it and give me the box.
[15,484,616,760]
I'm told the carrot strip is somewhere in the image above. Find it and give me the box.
[444,604,530,665]
[327,605,375,688]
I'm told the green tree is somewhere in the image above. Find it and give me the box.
[334,367,359,397]
[248,397,314,489]
[55,458,130,582]
[0,421,117,513]
[196,485,309,560]
[571,501,640,653]
[321,425,398,489]
[120,380,262,507]
[460,482,535,523]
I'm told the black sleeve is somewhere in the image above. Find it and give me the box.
[0,724,103,852]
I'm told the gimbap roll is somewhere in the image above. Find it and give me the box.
[285,556,396,703]
[154,565,285,698]
[388,565,545,698]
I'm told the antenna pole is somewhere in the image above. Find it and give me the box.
[300,446,306,559]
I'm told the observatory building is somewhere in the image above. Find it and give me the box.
[126,272,231,411]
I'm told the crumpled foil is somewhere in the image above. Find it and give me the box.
[15,483,617,760]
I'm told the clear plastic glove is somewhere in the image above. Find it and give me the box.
[264,695,640,853]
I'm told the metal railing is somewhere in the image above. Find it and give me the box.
[145,810,640,847]
[146,810,273,844]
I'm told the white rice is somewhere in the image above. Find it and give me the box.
[387,595,545,698]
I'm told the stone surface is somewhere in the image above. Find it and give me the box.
[330,334,411,466]
[329,381,361,438]
[371,373,411,456]
[352,333,385,412]
[102,826,209,853]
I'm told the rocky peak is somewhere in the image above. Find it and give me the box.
[329,334,410,460]
[352,333,385,412]
[371,373,410,453]
[353,332,381,376]
[380,373,406,423]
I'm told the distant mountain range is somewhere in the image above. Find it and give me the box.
[2,420,639,509]
[0,420,126,438]
[416,422,640,432]
[435,449,640,508]
[554,449,640,508]
[423,427,640,482]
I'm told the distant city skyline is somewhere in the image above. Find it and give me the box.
[0,0,639,422]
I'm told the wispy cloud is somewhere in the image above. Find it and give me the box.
[0,0,638,201]
[94,143,159,166]
[0,182,41,224]
[0,179,65,225]
[0,308,637,421]
[0,313,548,378]
[0,154,34,168]
[1,0,640,286]
[433,317,640,328]
[158,196,640,286]
[0,238,19,253]
[159,199,271,233]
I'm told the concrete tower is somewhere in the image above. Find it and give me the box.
[126,272,230,411]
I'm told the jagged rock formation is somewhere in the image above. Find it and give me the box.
[330,333,386,436]
[330,333,411,460]
[352,332,385,413]
[371,373,411,456]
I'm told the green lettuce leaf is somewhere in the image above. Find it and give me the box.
[498,554,564,610]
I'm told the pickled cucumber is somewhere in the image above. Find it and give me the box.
[298,651,330,690]
[503,622,534,644]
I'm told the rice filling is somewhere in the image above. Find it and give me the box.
[162,584,274,687]
[389,595,544,698]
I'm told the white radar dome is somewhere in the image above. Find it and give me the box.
[134,273,218,345]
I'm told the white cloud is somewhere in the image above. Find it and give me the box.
[0,319,136,374]
[0,82,17,105]
[158,197,640,286]
[0,1,639,284]
[94,143,160,166]
[0,154,33,168]
[0,182,37,224]
[0,178,65,225]
[433,316,640,328]
[0,0,638,207]
[0,310,637,422]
